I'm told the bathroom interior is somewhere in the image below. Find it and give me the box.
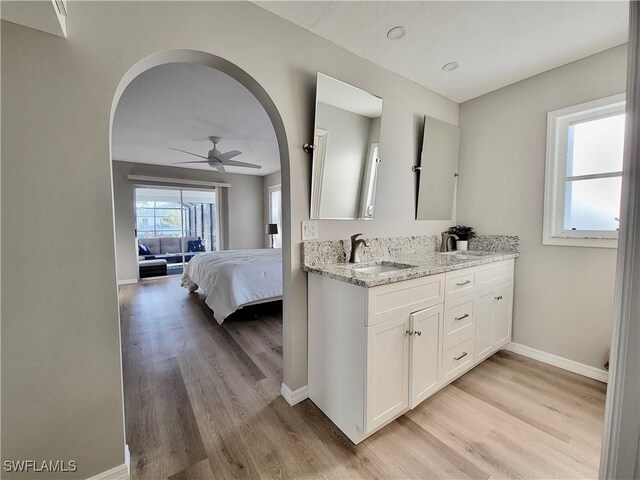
[301,68,614,449]
[2,2,637,479]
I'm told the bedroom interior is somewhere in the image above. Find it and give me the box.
[1,2,639,480]
[110,58,287,478]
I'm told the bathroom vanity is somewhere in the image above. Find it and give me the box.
[305,245,517,444]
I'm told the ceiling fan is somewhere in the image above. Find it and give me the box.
[170,136,262,173]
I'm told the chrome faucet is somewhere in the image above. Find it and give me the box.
[440,232,459,252]
[349,234,369,263]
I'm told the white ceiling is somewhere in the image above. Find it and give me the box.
[255,1,629,103]
[112,63,280,175]
[318,73,383,117]
[0,0,67,38]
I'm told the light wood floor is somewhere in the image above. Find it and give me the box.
[120,277,606,480]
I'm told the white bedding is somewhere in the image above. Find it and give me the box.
[181,248,282,323]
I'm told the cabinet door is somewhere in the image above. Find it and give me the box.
[475,289,494,362]
[365,315,410,433]
[492,282,512,348]
[409,304,442,408]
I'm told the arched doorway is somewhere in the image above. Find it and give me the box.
[109,50,292,478]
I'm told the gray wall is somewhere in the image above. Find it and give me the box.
[457,45,628,370]
[1,2,457,477]
[112,161,265,282]
[263,170,282,248]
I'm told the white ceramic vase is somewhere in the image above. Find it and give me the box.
[456,240,468,251]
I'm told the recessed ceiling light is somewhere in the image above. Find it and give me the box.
[387,26,407,41]
[442,62,460,72]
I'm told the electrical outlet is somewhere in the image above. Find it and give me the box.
[301,220,319,241]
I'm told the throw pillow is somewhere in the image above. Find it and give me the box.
[138,243,151,255]
[187,240,204,252]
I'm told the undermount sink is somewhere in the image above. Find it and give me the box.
[439,250,493,257]
[352,262,416,275]
[455,251,494,257]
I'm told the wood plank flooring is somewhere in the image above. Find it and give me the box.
[120,277,606,479]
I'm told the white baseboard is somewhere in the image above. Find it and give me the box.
[117,278,137,286]
[124,444,130,474]
[86,445,130,480]
[86,463,129,480]
[504,342,609,383]
[281,383,309,406]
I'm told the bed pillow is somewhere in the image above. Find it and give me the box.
[138,243,151,255]
[187,240,204,252]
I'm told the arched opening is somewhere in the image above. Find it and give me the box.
[108,50,292,477]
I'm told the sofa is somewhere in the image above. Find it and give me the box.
[138,236,204,264]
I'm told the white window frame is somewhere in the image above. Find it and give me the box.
[543,93,625,248]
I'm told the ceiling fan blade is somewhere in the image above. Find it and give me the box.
[214,163,226,173]
[171,160,211,165]
[214,150,242,162]
[170,148,210,160]
[221,159,262,169]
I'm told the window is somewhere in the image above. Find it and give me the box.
[543,93,626,248]
[268,184,282,248]
[135,187,220,275]
[359,142,379,219]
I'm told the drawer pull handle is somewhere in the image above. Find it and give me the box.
[415,331,422,336]
[494,295,503,301]
[454,352,468,361]
[456,280,471,286]
[455,314,470,321]
[406,330,413,336]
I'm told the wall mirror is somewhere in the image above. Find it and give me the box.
[416,116,460,220]
[310,73,383,220]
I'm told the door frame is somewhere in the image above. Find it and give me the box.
[599,2,640,477]
[133,184,221,279]
[110,49,292,456]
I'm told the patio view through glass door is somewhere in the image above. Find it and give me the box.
[135,186,218,277]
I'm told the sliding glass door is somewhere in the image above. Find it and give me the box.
[182,189,218,254]
[135,186,218,277]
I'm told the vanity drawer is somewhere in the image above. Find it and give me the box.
[367,274,444,326]
[444,294,474,341]
[441,334,475,383]
[445,269,477,298]
[477,260,514,289]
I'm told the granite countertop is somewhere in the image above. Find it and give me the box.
[303,251,519,288]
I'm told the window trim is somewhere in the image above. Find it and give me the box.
[543,93,625,248]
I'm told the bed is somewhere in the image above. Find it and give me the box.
[181,248,282,323]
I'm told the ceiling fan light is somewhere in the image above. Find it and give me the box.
[170,135,260,170]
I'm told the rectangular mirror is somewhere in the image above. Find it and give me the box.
[310,73,383,220]
[416,116,460,220]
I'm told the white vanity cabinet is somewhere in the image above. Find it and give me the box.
[307,258,514,444]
